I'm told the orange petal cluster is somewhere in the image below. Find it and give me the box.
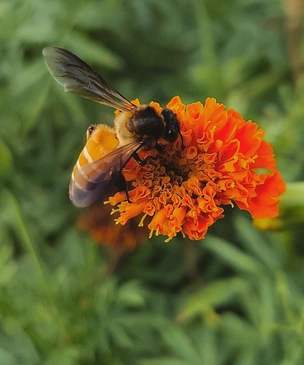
[107,96,286,241]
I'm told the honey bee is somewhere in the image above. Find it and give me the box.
[43,47,181,207]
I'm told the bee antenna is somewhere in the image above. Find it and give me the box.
[179,132,184,149]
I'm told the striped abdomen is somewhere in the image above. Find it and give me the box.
[69,124,118,207]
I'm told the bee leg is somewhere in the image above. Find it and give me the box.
[125,188,131,203]
[155,144,166,153]
[116,174,131,203]
[132,151,147,166]
[179,132,184,149]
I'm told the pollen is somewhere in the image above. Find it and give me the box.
[107,96,286,241]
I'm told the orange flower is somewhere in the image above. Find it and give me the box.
[77,203,148,251]
[106,96,286,241]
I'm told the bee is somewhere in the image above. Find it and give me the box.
[43,47,181,207]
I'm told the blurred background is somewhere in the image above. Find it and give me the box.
[1,0,304,364]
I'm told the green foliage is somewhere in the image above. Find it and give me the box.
[1,0,304,364]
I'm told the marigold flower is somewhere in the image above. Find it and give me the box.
[106,96,286,242]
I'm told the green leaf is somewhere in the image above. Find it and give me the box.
[160,324,200,364]
[235,215,283,271]
[203,236,264,275]
[181,277,247,321]
[140,358,189,365]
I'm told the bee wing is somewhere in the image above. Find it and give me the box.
[43,47,136,112]
[70,141,141,207]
